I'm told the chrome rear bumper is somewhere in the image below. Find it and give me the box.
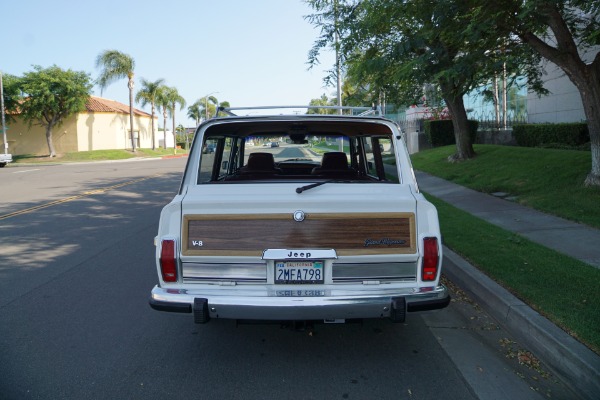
[149,284,450,323]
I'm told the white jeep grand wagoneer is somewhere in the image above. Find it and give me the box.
[149,106,449,324]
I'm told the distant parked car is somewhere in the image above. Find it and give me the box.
[271,141,279,147]
[0,154,12,168]
[202,143,216,154]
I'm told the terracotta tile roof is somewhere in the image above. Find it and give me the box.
[85,96,152,117]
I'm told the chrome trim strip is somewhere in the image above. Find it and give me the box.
[182,263,266,281]
[332,262,417,280]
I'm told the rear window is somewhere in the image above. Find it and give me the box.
[196,120,399,184]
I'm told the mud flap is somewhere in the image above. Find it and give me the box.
[193,298,210,324]
[390,297,406,323]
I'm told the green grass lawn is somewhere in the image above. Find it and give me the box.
[411,145,600,353]
[428,194,600,354]
[410,145,600,228]
[13,148,187,163]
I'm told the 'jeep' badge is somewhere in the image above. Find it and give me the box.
[293,210,305,222]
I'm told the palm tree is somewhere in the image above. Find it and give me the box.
[209,96,219,117]
[187,101,202,126]
[156,86,170,149]
[95,50,137,151]
[219,101,231,116]
[199,95,219,120]
[135,78,164,150]
[164,87,186,150]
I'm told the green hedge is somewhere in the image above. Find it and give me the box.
[513,123,589,148]
[424,119,479,147]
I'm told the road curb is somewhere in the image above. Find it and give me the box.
[442,245,600,400]
[161,154,188,159]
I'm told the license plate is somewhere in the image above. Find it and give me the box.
[275,260,324,284]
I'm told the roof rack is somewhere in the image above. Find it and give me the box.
[218,105,382,117]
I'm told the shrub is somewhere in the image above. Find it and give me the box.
[424,119,479,147]
[513,123,589,148]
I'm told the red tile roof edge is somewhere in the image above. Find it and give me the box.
[86,96,153,118]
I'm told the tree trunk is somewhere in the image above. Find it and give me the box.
[494,75,500,127]
[172,107,177,151]
[581,65,600,186]
[163,111,168,149]
[442,89,476,161]
[128,78,136,152]
[540,57,600,186]
[45,125,56,157]
[518,6,600,186]
[523,42,600,186]
[151,104,156,151]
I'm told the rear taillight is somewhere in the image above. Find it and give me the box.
[160,239,177,282]
[422,237,439,281]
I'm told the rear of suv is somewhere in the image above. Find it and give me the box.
[150,107,449,324]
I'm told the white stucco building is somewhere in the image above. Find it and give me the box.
[2,96,156,156]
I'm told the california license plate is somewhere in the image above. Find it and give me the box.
[275,260,324,284]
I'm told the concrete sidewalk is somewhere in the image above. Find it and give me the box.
[416,171,600,268]
[415,171,600,400]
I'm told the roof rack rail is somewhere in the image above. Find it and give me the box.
[218,105,382,117]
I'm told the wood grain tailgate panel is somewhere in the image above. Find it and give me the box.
[183,213,416,256]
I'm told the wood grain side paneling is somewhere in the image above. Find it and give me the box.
[182,213,416,257]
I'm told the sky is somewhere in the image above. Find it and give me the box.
[2,0,337,126]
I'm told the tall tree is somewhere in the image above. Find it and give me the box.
[156,86,170,149]
[219,101,231,111]
[189,97,229,122]
[309,0,475,158]
[187,101,202,126]
[199,95,218,120]
[210,96,223,117]
[18,65,92,157]
[307,93,337,114]
[135,78,164,150]
[476,0,600,186]
[164,86,186,150]
[95,50,137,152]
[0,73,22,123]
[305,0,352,108]
[307,0,538,161]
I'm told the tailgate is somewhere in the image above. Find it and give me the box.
[180,183,417,258]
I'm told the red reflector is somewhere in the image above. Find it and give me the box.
[160,239,177,282]
[422,237,439,281]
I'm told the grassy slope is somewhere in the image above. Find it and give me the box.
[428,194,599,353]
[411,145,600,353]
[411,145,600,228]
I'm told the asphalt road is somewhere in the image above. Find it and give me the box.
[0,158,578,400]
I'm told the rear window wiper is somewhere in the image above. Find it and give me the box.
[296,180,355,193]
